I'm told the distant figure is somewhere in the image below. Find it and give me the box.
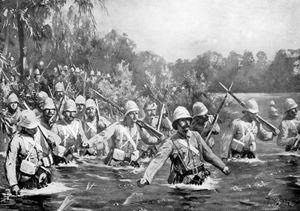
[277,98,300,151]
[269,100,279,119]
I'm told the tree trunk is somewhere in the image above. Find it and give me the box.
[17,12,25,79]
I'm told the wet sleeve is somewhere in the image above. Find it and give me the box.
[257,122,273,141]
[5,138,19,187]
[277,121,296,147]
[198,133,226,171]
[143,139,173,183]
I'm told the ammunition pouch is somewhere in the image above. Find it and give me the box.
[231,139,245,152]
[42,154,54,167]
[20,160,37,176]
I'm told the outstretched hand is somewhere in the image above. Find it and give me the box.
[222,166,230,175]
[11,185,20,196]
[137,178,149,188]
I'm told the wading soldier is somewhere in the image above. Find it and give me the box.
[137,106,229,187]
[1,93,22,151]
[75,95,86,121]
[221,99,275,160]
[39,97,56,130]
[277,98,300,151]
[5,110,56,195]
[191,102,220,148]
[83,100,160,167]
[82,99,111,139]
[51,99,88,163]
[268,100,280,119]
[142,102,172,157]
[33,91,49,119]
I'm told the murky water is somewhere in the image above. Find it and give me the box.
[0,93,299,210]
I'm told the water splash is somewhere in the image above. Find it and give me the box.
[86,173,112,181]
[161,177,219,190]
[229,157,266,163]
[57,161,79,168]
[20,182,73,196]
[262,151,300,157]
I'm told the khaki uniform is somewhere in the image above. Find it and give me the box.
[83,116,111,139]
[277,112,300,151]
[5,131,55,189]
[88,121,158,161]
[143,131,226,184]
[52,119,88,151]
[221,117,273,159]
[0,108,22,151]
[143,115,173,136]
[191,115,220,147]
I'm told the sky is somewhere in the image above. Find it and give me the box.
[94,0,300,62]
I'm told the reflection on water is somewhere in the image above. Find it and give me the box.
[0,93,299,210]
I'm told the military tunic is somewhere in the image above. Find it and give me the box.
[143,131,226,184]
[83,116,111,139]
[277,112,300,151]
[221,116,273,159]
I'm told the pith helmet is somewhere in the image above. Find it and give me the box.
[75,95,86,105]
[63,99,77,112]
[34,68,40,75]
[7,93,19,104]
[243,99,259,114]
[18,110,38,129]
[43,97,56,110]
[172,106,192,129]
[54,82,65,92]
[124,100,139,116]
[192,102,208,117]
[37,91,48,103]
[90,70,95,76]
[269,100,276,106]
[144,102,157,110]
[86,99,97,109]
[284,98,298,112]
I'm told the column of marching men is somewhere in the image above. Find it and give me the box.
[0,80,299,195]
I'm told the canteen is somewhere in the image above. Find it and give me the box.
[20,160,37,175]
[112,148,126,161]
[231,139,245,152]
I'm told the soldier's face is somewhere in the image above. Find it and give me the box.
[145,109,156,117]
[193,115,208,125]
[9,102,18,110]
[128,111,139,123]
[86,107,96,118]
[24,127,38,137]
[177,118,191,134]
[44,108,56,120]
[287,108,297,118]
[76,104,85,113]
[64,110,76,123]
[38,102,44,110]
[55,91,64,99]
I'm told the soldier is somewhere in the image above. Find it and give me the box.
[137,106,229,187]
[1,93,22,151]
[191,102,220,148]
[277,98,300,151]
[143,102,173,135]
[269,100,280,119]
[220,99,275,160]
[53,82,67,120]
[83,100,161,167]
[39,97,56,130]
[75,95,86,121]
[51,99,88,163]
[33,91,49,119]
[32,68,48,93]
[82,99,111,139]
[5,110,57,195]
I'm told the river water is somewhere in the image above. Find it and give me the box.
[0,93,299,210]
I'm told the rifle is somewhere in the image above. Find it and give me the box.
[219,82,280,135]
[91,88,164,139]
[204,82,233,144]
[157,103,165,131]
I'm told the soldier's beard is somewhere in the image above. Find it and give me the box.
[65,116,74,123]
